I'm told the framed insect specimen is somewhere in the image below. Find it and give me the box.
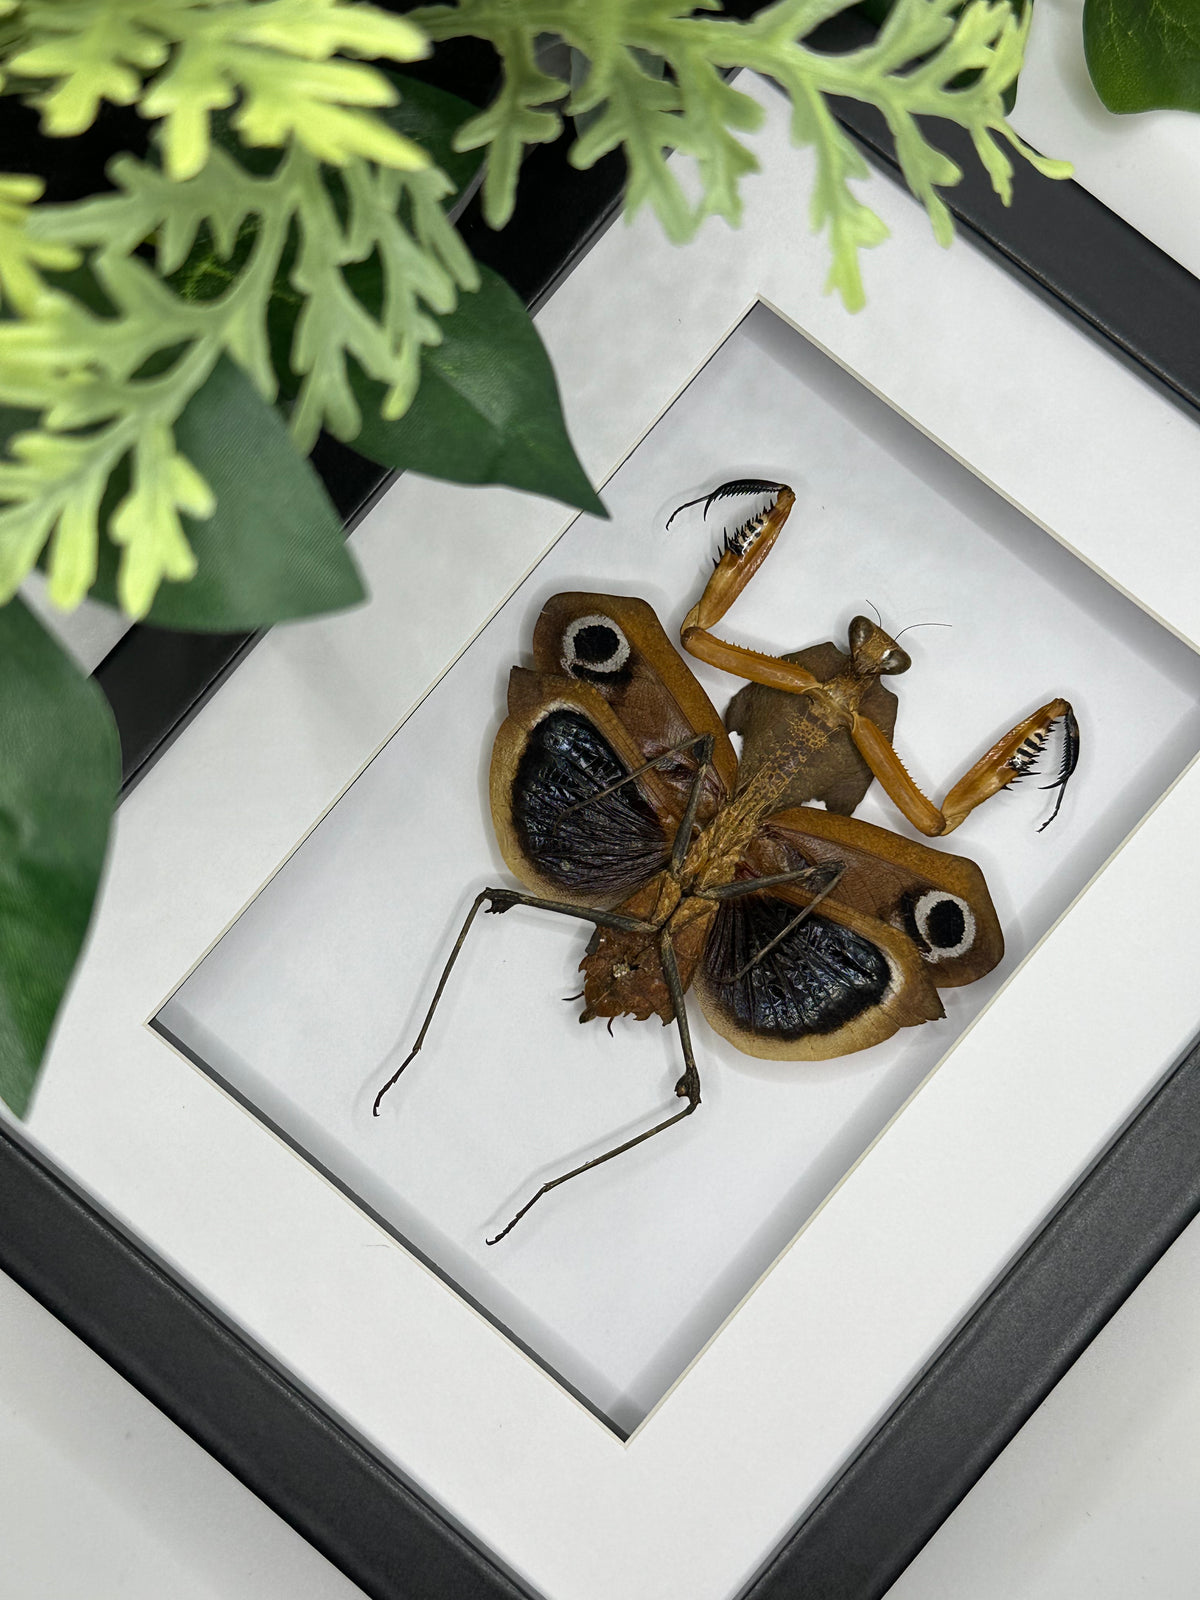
[29,64,1200,1600]
[148,286,1193,1443]
[374,481,1079,1241]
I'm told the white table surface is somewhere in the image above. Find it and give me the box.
[8,4,1200,1595]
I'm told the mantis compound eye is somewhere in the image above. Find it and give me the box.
[561,613,632,682]
[878,646,912,676]
[849,614,875,653]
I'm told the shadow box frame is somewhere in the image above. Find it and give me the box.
[7,33,1200,1600]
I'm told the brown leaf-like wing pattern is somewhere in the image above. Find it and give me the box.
[490,593,733,907]
[750,807,1004,989]
[532,593,737,796]
[694,804,1002,1060]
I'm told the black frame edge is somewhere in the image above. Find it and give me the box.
[18,11,1200,1599]
[0,1123,536,1600]
[748,1038,1200,1600]
[828,94,1200,418]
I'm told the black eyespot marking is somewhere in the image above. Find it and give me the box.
[562,613,631,683]
[573,623,620,664]
[902,890,975,962]
[925,898,965,948]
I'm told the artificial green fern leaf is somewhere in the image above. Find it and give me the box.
[0,267,220,612]
[412,0,1070,306]
[443,19,565,225]
[6,0,431,177]
[0,138,476,616]
[0,175,80,314]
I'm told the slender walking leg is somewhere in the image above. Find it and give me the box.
[373,888,658,1115]
[703,861,847,985]
[485,930,702,1245]
[555,732,716,827]
[670,735,715,874]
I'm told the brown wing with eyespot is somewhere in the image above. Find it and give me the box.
[693,804,1001,1061]
[490,593,736,908]
[531,593,738,797]
[750,807,1004,989]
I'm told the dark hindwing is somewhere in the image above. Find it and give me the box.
[511,708,670,898]
[694,880,943,1061]
[703,895,891,1040]
[492,591,736,907]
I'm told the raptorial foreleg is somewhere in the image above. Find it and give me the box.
[675,482,828,700]
[851,699,1080,836]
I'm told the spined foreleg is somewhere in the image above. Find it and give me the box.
[851,699,1080,836]
[674,481,829,699]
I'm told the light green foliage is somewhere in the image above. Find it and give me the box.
[0,0,484,621]
[85,354,367,630]
[0,175,80,314]
[3,0,430,178]
[0,0,1061,625]
[413,0,1071,307]
[0,143,476,617]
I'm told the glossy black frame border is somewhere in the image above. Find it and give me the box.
[6,12,1200,1598]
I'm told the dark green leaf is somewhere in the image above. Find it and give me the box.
[1083,0,1200,113]
[88,355,365,631]
[375,72,485,199]
[350,264,606,517]
[0,598,119,1116]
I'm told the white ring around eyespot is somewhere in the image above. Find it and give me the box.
[561,613,631,677]
[912,890,975,960]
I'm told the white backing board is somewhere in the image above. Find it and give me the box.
[159,303,1200,1433]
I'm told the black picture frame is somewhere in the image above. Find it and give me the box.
[6,12,1200,1599]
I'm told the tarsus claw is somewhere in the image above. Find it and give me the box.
[1037,707,1080,832]
[666,478,788,530]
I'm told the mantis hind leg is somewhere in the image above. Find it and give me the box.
[482,752,726,1241]
[372,888,657,1116]
[485,929,701,1245]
